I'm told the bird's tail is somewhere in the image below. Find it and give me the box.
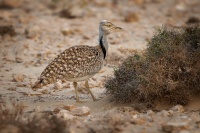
[32,76,57,90]
[32,79,45,90]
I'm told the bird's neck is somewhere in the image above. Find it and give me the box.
[98,33,108,59]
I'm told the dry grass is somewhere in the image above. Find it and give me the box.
[105,54,146,103]
[0,25,16,36]
[105,25,200,105]
[0,102,71,133]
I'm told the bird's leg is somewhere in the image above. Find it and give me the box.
[85,80,98,101]
[73,82,84,102]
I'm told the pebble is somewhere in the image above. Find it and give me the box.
[158,110,170,117]
[34,106,41,112]
[53,108,60,114]
[124,12,139,23]
[61,28,75,36]
[71,106,90,116]
[15,57,23,63]
[13,74,25,82]
[0,125,20,133]
[63,105,76,111]
[171,105,185,113]
[0,0,23,8]
[57,109,74,120]
[25,25,40,39]
[146,110,155,116]
[130,118,146,125]
[54,81,63,90]
[162,119,189,132]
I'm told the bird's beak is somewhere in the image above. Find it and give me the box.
[110,26,123,32]
[115,27,123,31]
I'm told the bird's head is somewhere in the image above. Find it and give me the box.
[99,20,122,35]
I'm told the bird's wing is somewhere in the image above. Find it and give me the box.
[32,45,103,88]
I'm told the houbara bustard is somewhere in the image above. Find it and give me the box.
[32,20,122,102]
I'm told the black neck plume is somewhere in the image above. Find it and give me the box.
[99,36,106,59]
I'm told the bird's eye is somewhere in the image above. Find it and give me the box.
[107,24,111,27]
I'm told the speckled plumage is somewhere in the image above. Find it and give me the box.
[32,20,122,102]
[33,45,104,88]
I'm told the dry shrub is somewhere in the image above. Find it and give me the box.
[0,102,70,133]
[105,54,146,103]
[143,26,200,105]
[105,26,200,105]
[0,25,16,36]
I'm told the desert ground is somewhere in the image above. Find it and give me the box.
[0,0,200,133]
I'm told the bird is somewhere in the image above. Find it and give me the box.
[32,20,122,102]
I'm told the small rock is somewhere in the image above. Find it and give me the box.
[71,106,90,116]
[162,120,189,132]
[147,110,155,116]
[179,130,190,133]
[0,124,20,133]
[159,110,170,117]
[130,117,146,125]
[34,106,41,112]
[54,81,63,90]
[0,0,23,8]
[63,105,76,111]
[63,82,70,88]
[124,12,139,23]
[60,6,84,19]
[175,2,187,12]
[186,16,200,24]
[13,74,25,82]
[61,28,75,36]
[53,108,60,114]
[15,57,23,63]
[168,110,174,115]
[25,25,40,39]
[171,105,184,113]
[40,89,51,94]
[57,109,74,120]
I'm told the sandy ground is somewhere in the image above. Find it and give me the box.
[0,0,200,132]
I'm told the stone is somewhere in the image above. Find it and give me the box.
[159,110,170,117]
[25,25,40,39]
[0,125,20,133]
[53,108,60,114]
[71,106,90,116]
[171,105,184,113]
[0,0,23,8]
[61,28,75,36]
[13,74,25,82]
[63,105,76,111]
[57,109,74,120]
[179,130,190,133]
[34,106,41,112]
[130,118,146,125]
[162,120,189,132]
[15,57,23,63]
[54,81,63,90]
[124,12,139,23]
[146,110,155,116]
